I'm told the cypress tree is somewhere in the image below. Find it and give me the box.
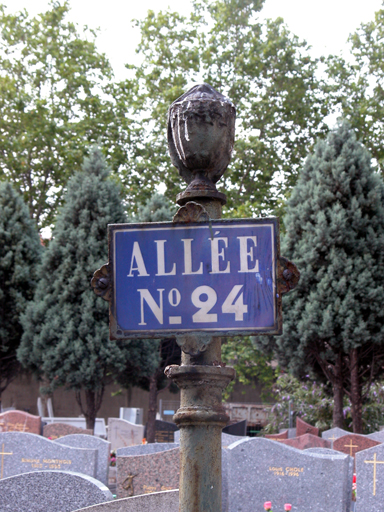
[120,193,180,443]
[18,147,157,429]
[257,123,384,432]
[0,182,42,406]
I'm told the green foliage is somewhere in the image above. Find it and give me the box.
[326,7,384,174]
[130,193,177,223]
[256,122,384,430]
[17,147,158,425]
[120,0,328,217]
[263,374,334,434]
[222,336,276,401]
[0,1,134,228]
[0,181,42,396]
[264,374,384,435]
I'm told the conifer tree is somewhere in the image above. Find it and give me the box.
[0,182,42,406]
[256,123,384,432]
[18,147,157,429]
[120,193,180,443]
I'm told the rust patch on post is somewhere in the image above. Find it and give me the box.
[277,256,300,295]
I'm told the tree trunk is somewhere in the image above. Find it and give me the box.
[75,387,105,432]
[84,389,97,431]
[350,348,363,433]
[146,374,158,443]
[332,353,344,428]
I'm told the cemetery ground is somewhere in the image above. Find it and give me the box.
[0,409,383,511]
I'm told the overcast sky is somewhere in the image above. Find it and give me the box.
[7,0,384,79]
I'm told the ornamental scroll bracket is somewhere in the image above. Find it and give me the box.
[91,263,111,302]
[277,256,300,295]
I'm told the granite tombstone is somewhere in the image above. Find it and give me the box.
[117,442,178,457]
[55,434,111,485]
[223,420,247,436]
[355,443,384,511]
[296,417,319,437]
[279,434,331,450]
[265,430,288,441]
[322,427,351,447]
[0,432,97,479]
[150,420,179,443]
[333,434,380,459]
[44,422,93,439]
[107,418,144,451]
[117,446,180,498]
[367,430,384,443]
[227,437,352,512]
[0,470,112,511]
[0,410,41,434]
[72,489,179,512]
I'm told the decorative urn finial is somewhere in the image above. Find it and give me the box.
[168,83,236,205]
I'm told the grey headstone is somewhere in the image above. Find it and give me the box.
[0,431,97,479]
[72,489,179,512]
[55,434,111,485]
[116,442,178,457]
[174,430,246,447]
[222,448,229,512]
[107,418,144,450]
[151,420,178,443]
[280,427,297,438]
[227,437,352,512]
[356,442,384,510]
[367,431,384,443]
[0,470,112,511]
[304,447,354,502]
[322,427,351,447]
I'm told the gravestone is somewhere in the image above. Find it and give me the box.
[356,443,384,512]
[72,489,179,512]
[174,430,245,448]
[117,446,180,498]
[0,432,97,479]
[367,431,384,443]
[333,434,380,459]
[55,434,111,485]
[322,427,351,447]
[279,434,331,450]
[0,410,41,434]
[43,417,107,437]
[227,437,352,512]
[117,443,178,457]
[0,470,112,511]
[296,417,319,437]
[44,422,93,439]
[223,420,247,436]
[107,418,144,450]
[265,430,288,441]
[150,420,179,443]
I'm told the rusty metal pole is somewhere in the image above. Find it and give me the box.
[165,84,236,512]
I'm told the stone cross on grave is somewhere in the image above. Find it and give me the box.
[364,452,384,496]
[0,443,13,479]
[344,440,358,457]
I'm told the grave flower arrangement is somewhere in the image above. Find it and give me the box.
[110,450,116,467]
[263,502,292,511]
[352,473,356,501]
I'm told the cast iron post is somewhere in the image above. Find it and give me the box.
[165,84,236,512]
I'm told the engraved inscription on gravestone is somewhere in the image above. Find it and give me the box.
[0,432,97,479]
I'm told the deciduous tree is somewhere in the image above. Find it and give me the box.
[0,1,135,228]
[121,0,328,217]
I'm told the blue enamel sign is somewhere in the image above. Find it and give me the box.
[108,218,281,338]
